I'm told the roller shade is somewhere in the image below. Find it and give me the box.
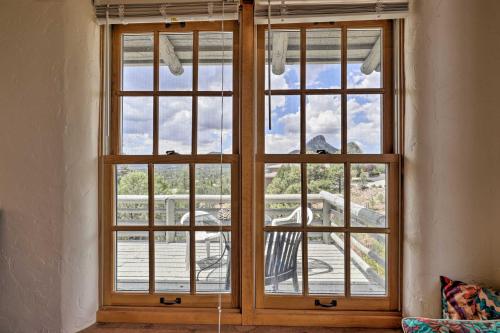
[93,0,240,25]
[254,0,408,24]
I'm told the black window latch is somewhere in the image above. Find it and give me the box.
[316,149,328,154]
[160,297,181,305]
[166,150,178,155]
[315,299,337,308]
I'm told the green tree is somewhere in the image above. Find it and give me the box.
[118,171,148,195]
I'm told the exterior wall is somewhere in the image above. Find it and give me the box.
[0,1,99,332]
[404,0,500,318]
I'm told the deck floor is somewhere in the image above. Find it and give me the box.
[116,239,384,295]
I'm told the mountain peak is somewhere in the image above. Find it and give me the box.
[288,135,362,154]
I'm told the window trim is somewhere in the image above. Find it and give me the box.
[98,8,403,326]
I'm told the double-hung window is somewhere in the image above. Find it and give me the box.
[102,18,400,322]
[255,21,399,311]
[103,22,240,308]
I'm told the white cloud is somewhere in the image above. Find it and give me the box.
[121,58,382,155]
[306,63,341,89]
[265,64,298,90]
[347,95,381,153]
[347,65,381,89]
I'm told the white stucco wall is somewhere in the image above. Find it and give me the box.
[0,1,99,332]
[404,0,500,318]
[2,0,500,330]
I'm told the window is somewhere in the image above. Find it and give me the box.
[102,18,400,323]
[103,22,239,307]
[255,21,399,311]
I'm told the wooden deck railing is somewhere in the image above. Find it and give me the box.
[116,192,386,287]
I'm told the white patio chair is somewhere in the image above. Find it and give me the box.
[180,210,231,287]
[179,211,226,270]
[271,207,313,226]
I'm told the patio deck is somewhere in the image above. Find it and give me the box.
[116,239,385,296]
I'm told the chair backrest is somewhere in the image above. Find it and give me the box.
[264,226,302,288]
[180,210,219,226]
[271,207,314,226]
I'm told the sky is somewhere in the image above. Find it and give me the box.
[264,62,382,154]
[121,34,382,155]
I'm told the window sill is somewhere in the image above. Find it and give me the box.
[96,307,401,328]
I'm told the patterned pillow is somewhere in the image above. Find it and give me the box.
[441,276,500,320]
[402,317,500,333]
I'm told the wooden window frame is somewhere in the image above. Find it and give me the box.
[102,21,241,309]
[98,9,402,327]
[254,20,400,312]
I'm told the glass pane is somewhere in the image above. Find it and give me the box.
[154,164,189,226]
[122,34,153,91]
[195,231,231,293]
[308,233,344,295]
[350,233,386,296]
[264,231,302,294]
[265,95,300,154]
[159,97,192,154]
[115,231,149,291]
[265,30,300,90]
[347,29,382,89]
[121,97,153,155]
[199,32,233,91]
[305,95,341,154]
[306,29,341,89]
[197,96,233,154]
[116,164,148,226]
[350,164,387,227]
[265,163,301,227]
[159,33,193,91]
[155,231,190,293]
[307,164,344,227]
[347,94,382,154]
[195,164,231,226]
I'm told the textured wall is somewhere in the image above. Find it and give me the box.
[0,1,99,332]
[404,0,500,317]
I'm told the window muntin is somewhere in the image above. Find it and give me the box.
[106,23,238,307]
[257,21,398,310]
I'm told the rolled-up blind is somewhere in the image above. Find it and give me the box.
[93,0,240,25]
[254,0,408,23]
[93,0,408,25]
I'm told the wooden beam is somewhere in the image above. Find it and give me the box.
[158,35,184,75]
[361,36,381,75]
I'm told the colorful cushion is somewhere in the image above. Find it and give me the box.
[402,317,500,333]
[441,276,500,320]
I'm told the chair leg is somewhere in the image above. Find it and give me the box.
[292,271,299,292]
[225,245,231,290]
[185,239,190,271]
[205,239,210,258]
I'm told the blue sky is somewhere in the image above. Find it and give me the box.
[121,44,381,155]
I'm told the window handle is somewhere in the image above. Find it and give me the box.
[160,297,181,305]
[315,299,337,308]
[316,149,328,154]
